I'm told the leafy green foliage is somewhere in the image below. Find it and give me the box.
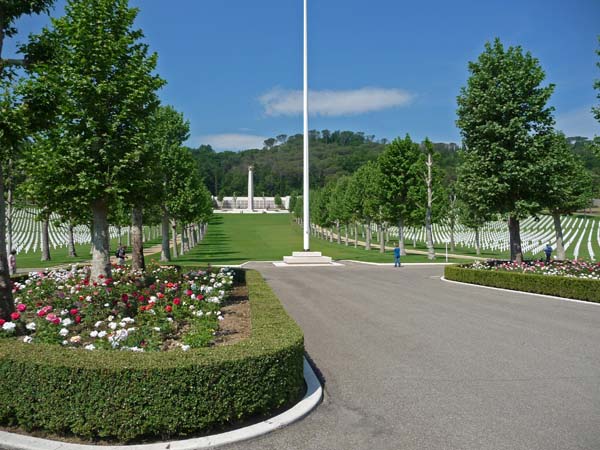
[456,38,555,261]
[0,270,304,442]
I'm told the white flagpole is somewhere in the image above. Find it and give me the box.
[303,0,310,251]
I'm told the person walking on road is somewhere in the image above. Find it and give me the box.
[393,243,401,267]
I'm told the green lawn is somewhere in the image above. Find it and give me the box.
[170,214,469,266]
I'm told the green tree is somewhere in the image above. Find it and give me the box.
[25,0,164,279]
[540,132,593,259]
[0,0,55,320]
[456,38,555,262]
[593,37,600,157]
[328,176,352,245]
[377,134,424,256]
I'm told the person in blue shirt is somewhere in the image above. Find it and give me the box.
[393,242,401,267]
[543,243,553,263]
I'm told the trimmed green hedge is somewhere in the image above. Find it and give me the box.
[0,270,304,442]
[445,265,600,303]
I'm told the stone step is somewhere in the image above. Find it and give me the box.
[292,251,324,257]
[283,255,333,264]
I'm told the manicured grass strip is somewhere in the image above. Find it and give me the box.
[444,265,600,303]
[0,269,304,442]
[172,214,469,265]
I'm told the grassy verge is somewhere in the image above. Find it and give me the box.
[170,214,470,265]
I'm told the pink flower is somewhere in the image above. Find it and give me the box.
[17,304,27,312]
[46,313,60,325]
[165,305,172,313]
[10,312,20,321]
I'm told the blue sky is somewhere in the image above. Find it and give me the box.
[5,0,600,150]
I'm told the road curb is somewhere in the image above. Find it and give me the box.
[440,276,600,306]
[0,357,322,450]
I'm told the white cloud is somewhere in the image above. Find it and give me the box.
[194,133,268,151]
[555,106,599,138]
[259,87,414,117]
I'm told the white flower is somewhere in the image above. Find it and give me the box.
[153,327,161,332]
[194,311,204,317]
[90,330,98,338]
[59,328,69,337]
[2,322,16,332]
[61,309,69,316]
[61,340,68,345]
[108,315,114,321]
[23,336,33,344]
[108,322,117,330]
[218,316,224,321]
[94,321,103,328]
[167,317,173,322]
[86,296,92,302]
[149,296,157,304]
[62,318,73,327]
[25,322,36,331]
[98,330,107,338]
[119,321,127,328]
[181,345,191,352]
[84,344,96,351]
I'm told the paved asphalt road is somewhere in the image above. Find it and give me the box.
[221,262,600,450]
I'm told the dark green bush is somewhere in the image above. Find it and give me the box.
[445,265,600,303]
[0,269,304,442]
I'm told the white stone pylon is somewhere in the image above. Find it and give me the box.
[247,165,254,211]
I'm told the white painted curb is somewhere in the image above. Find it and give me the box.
[340,260,454,266]
[440,276,600,307]
[0,357,322,450]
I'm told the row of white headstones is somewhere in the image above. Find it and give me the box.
[373,215,600,260]
[8,209,126,254]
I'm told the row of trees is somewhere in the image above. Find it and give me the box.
[0,0,212,321]
[298,38,598,263]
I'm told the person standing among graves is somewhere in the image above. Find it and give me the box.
[116,245,126,266]
[544,243,553,263]
[393,242,401,267]
[8,249,17,275]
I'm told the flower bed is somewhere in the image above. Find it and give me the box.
[469,259,600,280]
[445,261,600,303]
[1,265,234,351]
[0,270,305,442]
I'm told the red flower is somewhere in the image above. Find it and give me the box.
[17,304,27,312]
[165,305,172,313]
[186,289,193,296]
[75,315,82,324]
[10,312,20,321]
[197,294,204,301]
[173,298,181,305]
[70,308,78,315]
[157,292,164,299]
[0,319,5,326]
[121,294,129,302]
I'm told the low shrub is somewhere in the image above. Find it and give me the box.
[0,269,304,442]
[445,264,600,303]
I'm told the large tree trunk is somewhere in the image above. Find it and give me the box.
[117,225,123,247]
[508,215,523,263]
[91,199,111,281]
[379,223,385,253]
[171,220,179,259]
[68,222,77,257]
[41,217,51,261]
[475,227,481,255]
[131,206,145,271]
[354,222,358,248]
[180,225,186,255]
[365,220,372,250]
[336,220,341,244]
[552,212,565,260]
[450,216,456,252]
[6,168,12,254]
[160,209,171,262]
[345,222,349,246]
[397,217,406,256]
[0,165,15,320]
